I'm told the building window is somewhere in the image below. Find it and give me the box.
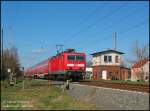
[104,56,107,63]
[115,55,119,63]
[108,56,112,62]
[104,56,112,63]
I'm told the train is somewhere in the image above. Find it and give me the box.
[25,49,86,81]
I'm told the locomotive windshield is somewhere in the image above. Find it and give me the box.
[67,55,85,61]
[76,55,85,61]
[67,55,75,60]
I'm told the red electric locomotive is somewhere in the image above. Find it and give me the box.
[26,49,86,81]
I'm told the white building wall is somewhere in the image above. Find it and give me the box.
[142,61,149,74]
[131,69,138,81]
[86,68,92,72]
[142,61,149,80]
[131,61,149,81]
[92,52,122,66]
[101,53,122,65]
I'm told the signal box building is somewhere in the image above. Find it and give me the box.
[91,49,131,80]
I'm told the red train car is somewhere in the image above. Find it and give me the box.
[26,49,86,81]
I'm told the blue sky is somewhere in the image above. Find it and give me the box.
[2,1,149,69]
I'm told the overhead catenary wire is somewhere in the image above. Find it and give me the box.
[77,19,148,52]
[72,7,147,48]
[27,2,148,68]
[60,2,109,44]
[119,19,148,35]
[62,3,127,45]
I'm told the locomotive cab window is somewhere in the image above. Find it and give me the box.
[76,55,85,61]
[67,55,75,60]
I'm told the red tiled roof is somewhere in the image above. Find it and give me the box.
[132,59,148,68]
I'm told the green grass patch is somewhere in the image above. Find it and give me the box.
[1,79,98,110]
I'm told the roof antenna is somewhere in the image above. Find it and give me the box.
[113,32,117,50]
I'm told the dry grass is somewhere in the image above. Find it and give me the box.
[1,79,98,110]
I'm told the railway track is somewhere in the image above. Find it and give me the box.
[77,81,149,93]
[27,78,149,93]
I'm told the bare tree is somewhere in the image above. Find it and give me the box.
[132,40,149,61]
[1,46,21,80]
[127,41,149,66]
[129,40,149,81]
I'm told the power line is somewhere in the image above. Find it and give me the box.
[8,26,14,49]
[77,19,148,51]
[66,3,147,48]
[75,6,148,49]
[119,19,148,35]
[62,3,127,45]
[60,2,109,44]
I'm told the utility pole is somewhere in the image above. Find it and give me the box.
[1,28,3,72]
[22,67,24,90]
[8,26,14,49]
[113,32,117,50]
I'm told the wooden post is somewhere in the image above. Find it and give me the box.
[22,80,24,90]
[66,80,69,90]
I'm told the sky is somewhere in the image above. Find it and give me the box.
[1,1,149,69]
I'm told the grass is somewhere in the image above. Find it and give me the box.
[1,78,98,110]
[81,79,149,85]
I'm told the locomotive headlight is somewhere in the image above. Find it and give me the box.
[67,64,74,67]
[77,64,84,67]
